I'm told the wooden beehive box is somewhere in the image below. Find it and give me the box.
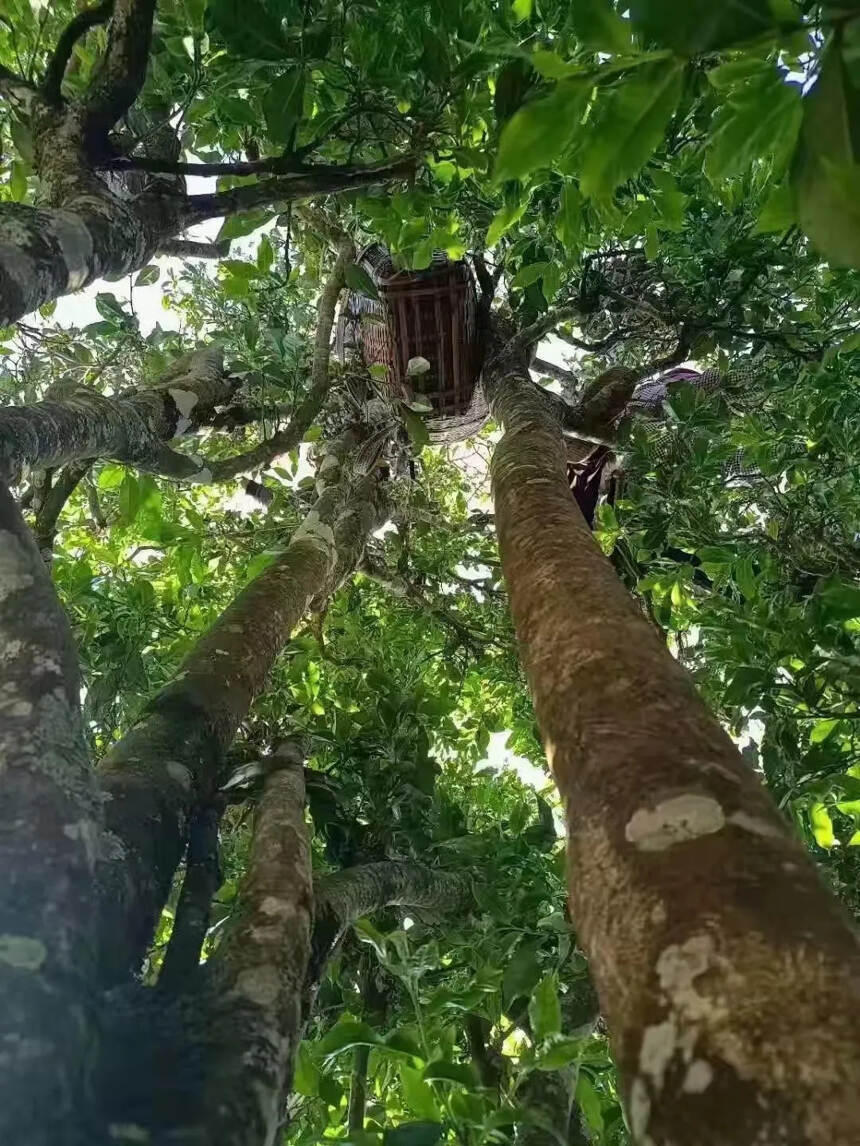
[336,244,486,440]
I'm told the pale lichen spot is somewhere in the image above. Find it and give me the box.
[168,387,200,418]
[0,531,35,598]
[235,964,280,1007]
[682,1059,714,1093]
[215,649,230,656]
[52,211,95,291]
[259,896,293,918]
[627,1077,651,1142]
[63,820,100,866]
[727,810,783,839]
[108,1124,150,1142]
[166,761,192,790]
[0,935,47,970]
[0,698,32,717]
[639,1019,677,1092]
[650,902,667,925]
[625,794,725,851]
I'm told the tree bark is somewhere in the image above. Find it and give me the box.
[156,803,223,992]
[308,860,473,988]
[0,482,101,1146]
[485,353,860,1146]
[97,428,386,984]
[181,743,313,1146]
[0,346,232,484]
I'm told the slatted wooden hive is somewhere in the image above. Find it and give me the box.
[336,244,486,440]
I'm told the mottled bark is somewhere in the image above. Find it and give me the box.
[167,743,313,1146]
[309,861,473,987]
[486,356,860,1146]
[32,459,93,565]
[0,482,101,1146]
[157,804,223,992]
[98,428,386,983]
[0,346,232,483]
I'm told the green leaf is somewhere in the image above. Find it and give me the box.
[98,464,126,491]
[753,184,795,234]
[535,1037,583,1070]
[263,66,306,146]
[118,473,141,524]
[502,941,542,1004]
[512,0,533,22]
[401,405,430,453]
[135,265,160,286]
[345,264,381,300]
[628,0,778,53]
[494,80,589,183]
[206,0,286,59]
[528,973,561,1040]
[95,292,127,323]
[819,581,860,622]
[400,1066,440,1119]
[422,1061,478,1087]
[575,1074,604,1133]
[793,46,860,267]
[704,74,802,184]
[293,1042,321,1096]
[218,210,274,241]
[316,1021,382,1057]
[257,235,274,274]
[486,199,527,246]
[733,557,758,601]
[810,718,839,744]
[383,1123,444,1146]
[810,802,836,848]
[571,0,632,53]
[511,262,549,289]
[580,62,684,199]
[9,160,28,202]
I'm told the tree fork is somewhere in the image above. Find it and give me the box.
[486,359,860,1146]
[97,426,386,983]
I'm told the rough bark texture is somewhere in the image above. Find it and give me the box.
[486,356,860,1146]
[0,482,101,1146]
[0,346,231,483]
[309,861,473,987]
[98,428,385,983]
[187,744,313,1146]
[348,1044,371,1132]
[157,803,223,992]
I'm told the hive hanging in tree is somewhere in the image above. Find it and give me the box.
[335,244,486,441]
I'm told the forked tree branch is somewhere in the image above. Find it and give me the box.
[82,0,157,137]
[42,0,113,103]
[182,155,415,224]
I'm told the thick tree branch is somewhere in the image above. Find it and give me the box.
[308,862,472,988]
[0,62,39,114]
[97,427,386,984]
[157,238,230,259]
[32,457,93,564]
[82,0,157,137]
[182,156,415,224]
[532,356,577,384]
[104,154,312,178]
[157,803,223,992]
[42,0,113,103]
[0,482,101,1144]
[0,347,231,482]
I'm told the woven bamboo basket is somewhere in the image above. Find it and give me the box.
[336,244,487,442]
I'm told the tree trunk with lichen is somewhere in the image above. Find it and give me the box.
[0,483,100,1146]
[97,427,386,985]
[0,346,232,484]
[485,349,860,1146]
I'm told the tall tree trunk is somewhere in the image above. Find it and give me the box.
[97,427,386,984]
[0,346,232,484]
[486,354,860,1146]
[0,483,101,1146]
